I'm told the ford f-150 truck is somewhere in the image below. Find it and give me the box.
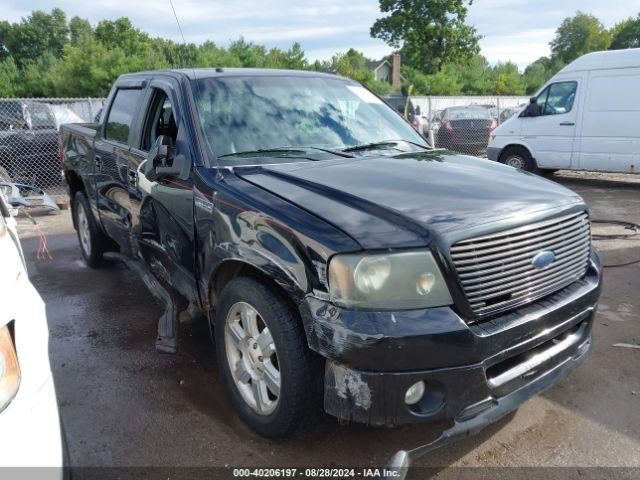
[61,69,601,465]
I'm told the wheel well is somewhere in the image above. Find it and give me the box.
[65,170,85,229]
[65,170,85,197]
[499,144,532,163]
[211,260,296,310]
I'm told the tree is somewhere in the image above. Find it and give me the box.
[0,8,69,66]
[69,16,93,44]
[610,14,640,49]
[488,62,525,95]
[227,38,267,67]
[523,56,564,94]
[0,57,20,96]
[370,0,480,74]
[550,12,611,64]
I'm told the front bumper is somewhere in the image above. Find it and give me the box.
[0,375,64,474]
[486,145,501,161]
[387,335,590,476]
[300,254,601,427]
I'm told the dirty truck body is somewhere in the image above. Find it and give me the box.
[61,69,601,446]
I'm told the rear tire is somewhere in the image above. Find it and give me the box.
[215,276,322,438]
[73,191,107,268]
[500,147,538,173]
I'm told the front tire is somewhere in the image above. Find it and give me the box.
[73,191,107,268]
[215,276,321,438]
[500,147,538,173]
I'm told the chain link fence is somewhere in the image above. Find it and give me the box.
[412,96,529,156]
[0,97,105,195]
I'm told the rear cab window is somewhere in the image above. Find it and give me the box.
[105,89,143,144]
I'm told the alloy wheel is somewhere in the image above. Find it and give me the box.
[76,204,92,256]
[224,301,281,415]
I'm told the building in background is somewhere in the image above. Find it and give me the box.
[366,52,403,89]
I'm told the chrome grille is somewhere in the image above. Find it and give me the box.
[451,211,591,315]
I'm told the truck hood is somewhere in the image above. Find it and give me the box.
[236,151,584,249]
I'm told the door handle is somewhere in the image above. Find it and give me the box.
[559,122,575,126]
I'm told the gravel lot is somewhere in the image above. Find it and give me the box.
[16,170,640,478]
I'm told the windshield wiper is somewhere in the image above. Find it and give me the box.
[342,141,399,153]
[218,148,307,159]
[342,139,430,153]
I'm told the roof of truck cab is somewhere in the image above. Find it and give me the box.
[559,48,640,73]
[118,68,350,81]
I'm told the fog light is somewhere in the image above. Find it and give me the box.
[404,380,425,405]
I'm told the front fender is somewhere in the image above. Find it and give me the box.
[205,241,309,302]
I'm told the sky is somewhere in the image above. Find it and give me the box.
[2,0,639,69]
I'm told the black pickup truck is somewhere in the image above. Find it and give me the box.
[61,69,601,464]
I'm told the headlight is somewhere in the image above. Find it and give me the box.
[0,324,20,413]
[328,250,453,309]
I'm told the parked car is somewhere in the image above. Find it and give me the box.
[488,48,640,174]
[382,95,422,132]
[435,105,497,155]
[0,100,60,188]
[0,189,65,473]
[61,69,601,468]
[498,104,527,124]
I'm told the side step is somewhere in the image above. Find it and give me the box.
[105,252,181,354]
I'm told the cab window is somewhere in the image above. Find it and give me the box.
[142,90,177,151]
[105,88,142,144]
[534,81,577,116]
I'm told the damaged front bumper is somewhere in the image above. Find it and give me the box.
[299,254,600,428]
[386,334,590,477]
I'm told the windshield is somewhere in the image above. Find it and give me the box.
[193,75,426,164]
[444,107,492,120]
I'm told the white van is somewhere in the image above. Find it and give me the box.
[488,48,640,174]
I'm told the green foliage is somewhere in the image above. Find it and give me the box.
[610,14,640,49]
[0,8,68,66]
[403,57,525,96]
[0,57,20,96]
[550,11,611,64]
[371,0,481,73]
[522,56,565,94]
[69,16,92,44]
[0,7,637,99]
[0,10,319,98]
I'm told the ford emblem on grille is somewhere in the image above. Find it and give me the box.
[531,250,556,269]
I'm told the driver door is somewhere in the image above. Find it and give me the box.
[521,77,583,169]
[129,80,197,301]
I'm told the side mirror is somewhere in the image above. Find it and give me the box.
[143,135,179,181]
[521,97,540,118]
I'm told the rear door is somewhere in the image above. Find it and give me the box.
[94,86,144,252]
[520,77,583,169]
